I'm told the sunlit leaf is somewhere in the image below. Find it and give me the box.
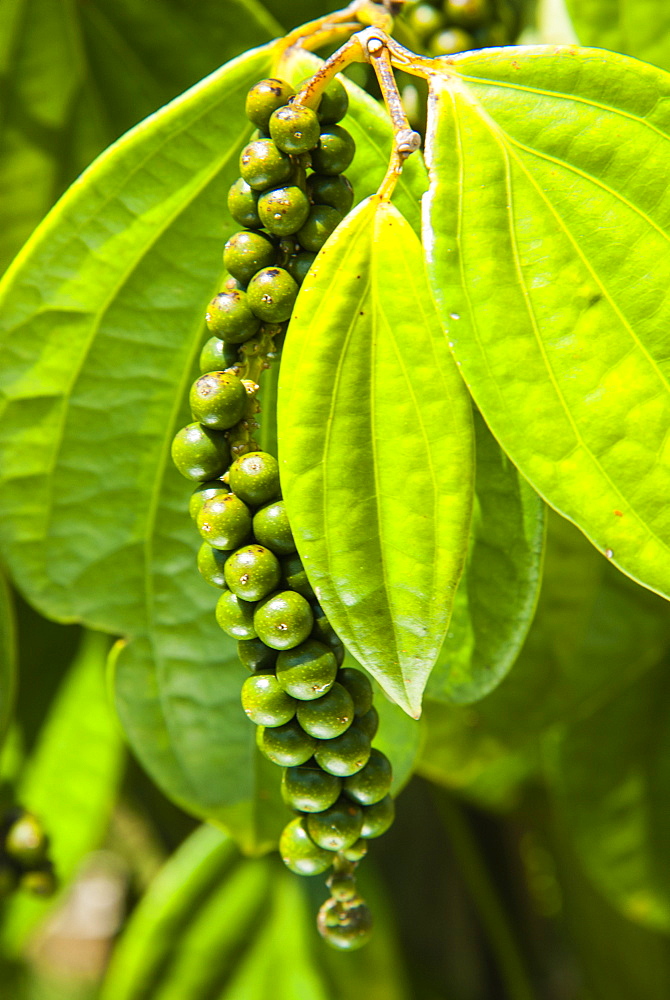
[425,45,670,601]
[279,198,474,717]
[565,0,670,72]
[428,411,545,704]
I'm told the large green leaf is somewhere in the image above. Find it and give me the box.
[0,0,280,273]
[565,0,670,72]
[1,629,124,954]
[0,38,427,831]
[427,410,545,704]
[0,572,16,751]
[424,45,670,602]
[279,198,474,717]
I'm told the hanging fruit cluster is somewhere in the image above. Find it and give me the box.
[171,73,395,950]
[0,807,57,899]
[401,0,521,55]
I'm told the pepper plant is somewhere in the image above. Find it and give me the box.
[1,0,670,993]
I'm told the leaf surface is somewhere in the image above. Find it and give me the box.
[428,411,545,704]
[565,0,670,71]
[279,198,474,717]
[424,45,670,602]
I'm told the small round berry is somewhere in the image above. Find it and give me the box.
[314,722,371,776]
[317,898,373,950]
[297,681,354,739]
[360,794,395,838]
[276,639,337,700]
[428,27,475,54]
[254,590,314,650]
[307,796,363,851]
[227,177,262,229]
[205,289,261,344]
[189,480,228,521]
[197,543,228,588]
[297,205,342,253]
[189,371,247,429]
[199,336,238,374]
[341,838,368,862]
[253,501,296,555]
[257,718,317,766]
[314,77,349,124]
[270,104,320,154]
[281,761,342,812]
[311,605,345,665]
[286,252,316,285]
[245,78,296,132]
[310,125,356,175]
[306,173,354,216]
[444,0,491,28]
[224,544,281,601]
[4,813,48,867]
[215,590,257,639]
[241,673,296,726]
[224,230,276,285]
[247,266,298,322]
[258,185,310,237]
[171,423,230,482]
[280,816,333,876]
[357,705,379,741]
[228,451,280,506]
[337,667,373,717]
[237,637,277,673]
[281,553,315,600]
[343,748,393,805]
[20,866,58,898]
[406,1,443,38]
[239,138,292,191]
[196,493,252,550]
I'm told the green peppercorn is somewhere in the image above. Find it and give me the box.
[281,552,315,600]
[258,185,311,237]
[280,816,333,876]
[254,590,314,650]
[270,104,321,154]
[307,796,363,851]
[224,230,277,285]
[196,493,252,550]
[189,371,247,429]
[406,1,444,39]
[215,590,257,639]
[276,639,337,700]
[296,205,342,253]
[257,718,317,766]
[343,748,393,805]
[253,500,296,555]
[197,543,228,588]
[314,77,349,125]
[189,479,228,521]
[314,721,371,776]
[247,266,299,323]
[237,637,278,673]
[428,27,475,54]
[337,667,373,716]
[171,423,230,482]
[227,177,262,229]
[205,289,261,344]
[286,251,316,285]
[224,544,281,601]
[306,173,354,216]
[297,681,354,739]
[341,838,368,862]
[228,451,281,506]
[4,812,48,867]
[241,673,296,726]
[443,0,491,28]
[20,866,58,897]
[357,705,379,741]
[317,897,373,950]
[199,336,238,374]
[310,125,356,175]
[245,78,296,133]
[239,138,292,191]
[359,794,395,838]
[311,604,345,665]
[281,761,342,812]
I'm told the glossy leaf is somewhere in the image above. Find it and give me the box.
[565,0,670,72]
[0,38,427,833]
[425,46,670,602]
[0,571,16,751]
[550,659,670,932]
[427,410,545,704]
[279,198,474,717]
[0,0,280,273]
[1,629,124,954]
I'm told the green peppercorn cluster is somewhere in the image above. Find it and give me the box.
[171,73,394,950]
[0,807,58,899]
[401,0,520,54]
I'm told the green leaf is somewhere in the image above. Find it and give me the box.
[427,410,545,704]
[0,0,281,273]
[549,659,670,932]
[1,629,124,954]
[0,571,16,751]
[424,45,670,602]
[279,198,474,718]
[565,0,670,72]
[0,38,427,833]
